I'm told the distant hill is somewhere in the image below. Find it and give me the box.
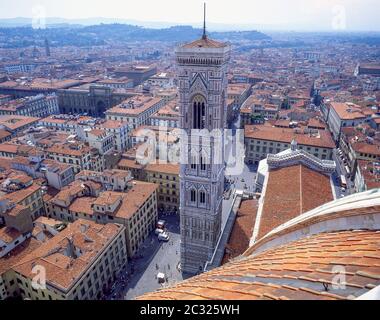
[0,17,267,31]
[0,23,271,48]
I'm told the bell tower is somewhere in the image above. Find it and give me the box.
[176,4,231,274]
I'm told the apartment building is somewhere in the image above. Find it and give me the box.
[9,155,75,192]
[39,116,130,153]
[95,120,129,152]
[149,100,179,128]
[1,219,127,300]
[0,94,59,118]
[339,126,380,175]
[354,160,380,193]
[46,143,94,174]
[0,115,39,137]
[78,128,115,156]
[240,95,279,127]
[324,102,374,142]
[245,124,335,165]
[44,180,158,257]
[144,163,180,213]
[105,96,165,130]
[75,169,132,192]
[0,130,11,143]
[0,143,36,158]
[227,83,252,110]
[0,171,44,220]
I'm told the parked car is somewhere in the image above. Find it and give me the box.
[155,228,164,235]
[156,220,166,229]
[158,232,170,242]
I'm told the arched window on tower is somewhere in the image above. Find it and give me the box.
[199,191,206,204]
[190,154,197,170]
[190,189,197,203]
[200,155,207,171]
[192,95,206,129]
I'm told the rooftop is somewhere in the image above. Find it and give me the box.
[330,102,369,120]
[0,115,39,131]
[257,164,334,241]
[245,124,335,149]
[12,219,124,291]
[138,189,380,300]
[181,36,227,49]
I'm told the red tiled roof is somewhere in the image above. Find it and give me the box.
[222,200,258,265]
[257,165,334,240]
[138,230,380,300]
[245,124,335,149]
[182,36,227,49]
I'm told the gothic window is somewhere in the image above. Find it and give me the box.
[200,155,207,171]
[199,191,206,204]
[190,189,197,203]
[192,95,206,129]
[190,154,197,170]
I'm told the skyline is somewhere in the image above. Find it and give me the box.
[0,0,379,32]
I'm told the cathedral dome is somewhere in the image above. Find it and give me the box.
[137,189,380,300]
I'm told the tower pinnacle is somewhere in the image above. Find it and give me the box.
[202,2,207,39]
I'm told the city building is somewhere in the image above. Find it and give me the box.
[0,115,39,137]
[0,78,86,99]
[357,63,380,77]
[75,169,132,192]
[149,100,179,128]
[58,84,136,117]
[46,143,94,174]
[0,94,59,118]
[44,180,158,257]
[2,62,38,74]
[354,160,380,193]
[175,23,231,274]
[105,96,165,130]
[227,83,251,110]
[1,219,127,300]
[144,163,180,213]
[77,128,115,156]
[95,78,134,89]
[324,102,374,142]
[240,95,279,126]
[10,155,75,191]
[39,116,130,152]
[146,72,175,88]
[114,65,157,86]
[0,170,44,220]
[244,124,335,165]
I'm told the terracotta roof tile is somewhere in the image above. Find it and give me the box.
[257,164,334,240]
[138,230,380,300]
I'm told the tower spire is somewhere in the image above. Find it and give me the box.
[202,2,207,39]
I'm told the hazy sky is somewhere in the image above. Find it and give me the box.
[0,0,379,31]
